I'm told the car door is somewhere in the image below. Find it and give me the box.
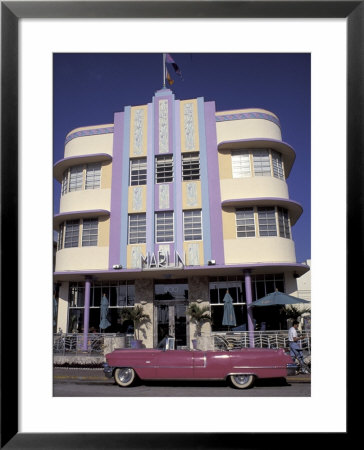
[155,350,194,379]
[193,351,231,379]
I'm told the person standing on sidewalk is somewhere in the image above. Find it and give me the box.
[288,320,308,373]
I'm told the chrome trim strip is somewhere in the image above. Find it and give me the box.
[233,365,286,369]
[134,365,194,369]
[227,372,255,377]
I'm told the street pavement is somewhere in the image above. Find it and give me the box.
[54,367,310,383]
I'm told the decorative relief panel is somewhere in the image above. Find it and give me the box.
[187,243,200,266]
[159,184,170,210]
[159,99,169,153]
[133,109,144,156]
[132,187,143,211]
[131,246,143,268]
[184,102,195,151]
[186,182,198,207]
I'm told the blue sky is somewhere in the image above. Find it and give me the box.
[53,53,310,263]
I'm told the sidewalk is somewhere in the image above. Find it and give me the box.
[53,367,311,383]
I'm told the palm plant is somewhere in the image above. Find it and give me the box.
[281,305,311,322]
[120,305,151,340]
[187,302,212,337]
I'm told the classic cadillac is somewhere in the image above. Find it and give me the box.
[103,337,297,389]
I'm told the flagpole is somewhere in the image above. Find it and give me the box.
[163,53,166,88]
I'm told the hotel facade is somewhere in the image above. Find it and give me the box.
[53,87,309,349]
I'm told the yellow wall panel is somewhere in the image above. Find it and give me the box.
[221,208,237,240]
[101,161,112,189]
[98,217,110,247]
[218,149,232,179]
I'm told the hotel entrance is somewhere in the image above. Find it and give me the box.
[154,283,189,348]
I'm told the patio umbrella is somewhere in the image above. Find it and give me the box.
[222,291,237,330]
[249,290,310,307]
[99,294,111,330]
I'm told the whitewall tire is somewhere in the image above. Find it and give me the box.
[229,374,255,389]
[114,368,136,387]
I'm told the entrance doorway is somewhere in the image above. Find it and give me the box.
[154,283,189,348]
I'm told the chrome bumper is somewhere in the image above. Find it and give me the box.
[286,363,298,376]
[103,362,113,378]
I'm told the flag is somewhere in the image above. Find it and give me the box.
[166,68,174,85]
[166,53,182,78]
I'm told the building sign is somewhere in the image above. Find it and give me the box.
[141,250,185,269]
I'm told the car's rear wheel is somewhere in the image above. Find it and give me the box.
[229,374,255,389]
[114,368,136,387]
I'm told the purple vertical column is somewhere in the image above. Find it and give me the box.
[82,277,92,351]
[204,101,225,264]
[108,111,124,267]
[244,270,255,348]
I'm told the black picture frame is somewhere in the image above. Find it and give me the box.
[1,1,357,448]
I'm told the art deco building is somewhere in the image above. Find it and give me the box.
[53,87,309,348]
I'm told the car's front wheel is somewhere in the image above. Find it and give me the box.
[229,374,255,389]
[114,367,136,387]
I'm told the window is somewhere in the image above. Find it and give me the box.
[85,163,101,189]
[155,211,174,243]
[183,210,202,240]
[64,220,80,248]
[182,152,200,180]
[130,158,147,186]
[57,223,64,250]
[253,150,271,176]
[128,213,146,244]
[258,207,277,236]
[69,165,83,191]
[155,155,173,183]
[209,281,243,304]
[82,218,98,246]
[250,273,285,301]
[68,281,135,333]
[271,150,284,180]
[236,208,255,237]
[209,280,244,332]
[278,207,291,239]
[232,151,251,178]
[61,170,68,195]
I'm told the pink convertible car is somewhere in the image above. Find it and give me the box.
[103,337,297,389]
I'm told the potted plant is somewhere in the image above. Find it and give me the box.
[120,305,151,348]
[187,302,212,349]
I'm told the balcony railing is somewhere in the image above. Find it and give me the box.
[213,331,311,353]
[53,330,311,355]
[53,333,134,356]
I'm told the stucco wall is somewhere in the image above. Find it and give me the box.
[216,108,282,143]
[220,177,289,202]
[188,277,211,345]
[57,282,69,333]
[60,189,111,213]
[65,127,114,158]
[134,279,154,348]
[223,237,297,264]
[56,247,109,271]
